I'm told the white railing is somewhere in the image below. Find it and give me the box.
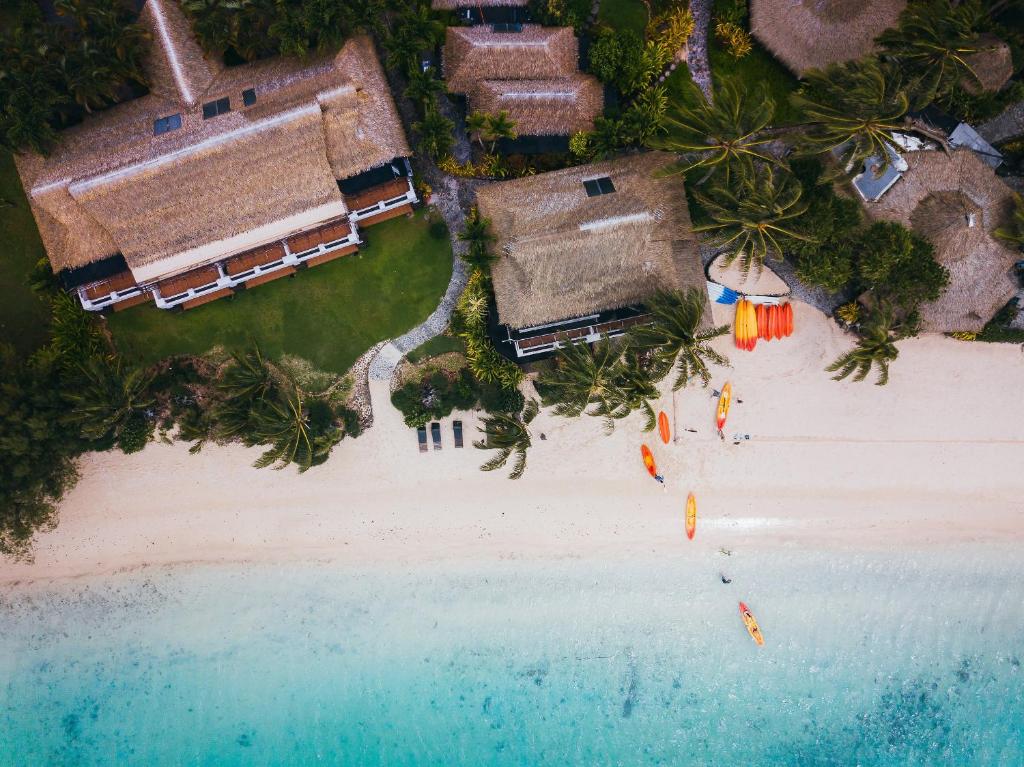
[347,178,417,223]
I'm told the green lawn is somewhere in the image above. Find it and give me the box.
[596,0,648,36]
[107,210,453,374]
[406,333,465,363]
[0,152,51,357]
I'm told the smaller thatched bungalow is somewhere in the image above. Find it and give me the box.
[443,25,603,138]
[475,152,709,358]
[750,0,906,76]
[961,34,1015,95]
[863,149,1019,333]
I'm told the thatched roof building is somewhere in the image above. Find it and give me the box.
[864,149,1019,333]
[750,0,906,76]
[432,0,527,7]
[443,25,602,136]
[477,152,708,348]
[16,0,412,293]
[962,35,1015,94]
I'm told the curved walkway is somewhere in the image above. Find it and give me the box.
[685,0,713,101]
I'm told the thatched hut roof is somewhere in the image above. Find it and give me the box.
[443,25,579,94]
[16,21,409,279]
[469,75,603,135]
[432,0,527,7]
[476,152,708,329]
[865,149,1019,333]
[750,0,906,76]
[141,0,222,107]
[962,35,1015,94]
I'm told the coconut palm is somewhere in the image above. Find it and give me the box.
[66,358,156,442]
[652,78,777,183]
[405,67,444,108]
[249,384,339,472]
[481,110,518,152]
[693,161,815,276]
[826,304,905,385]
[792,58,910,175]
[457,207,496,270]
[474,398,539,480]
[413,106,455,159]
[876,0,993,108]
[536,338,620,423]
[465,111,489,149]
[218,346,273,401]
[628,288,730,390]
[181,0,235,56]
[603,350,660,432]
[994,194,1024,248]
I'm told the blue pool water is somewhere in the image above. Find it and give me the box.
[2,546,1023,766]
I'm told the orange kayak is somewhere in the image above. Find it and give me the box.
[739,602,765,646]
[685,492,697,540]
[756,303,767,340]
[783,302,794,337]
[768,304,778,341]
[640,444,657,478]
[715,382,732,432]
[658,411,670,444]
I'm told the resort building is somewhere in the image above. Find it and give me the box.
[15,0,416,313]
[475,152,709,359]
[442,25,603,139]
[750,0,906,76]
[432,0,530,26]
[862,149,1019,333]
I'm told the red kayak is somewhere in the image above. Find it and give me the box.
[658,411,670,444]
[640,444,657,478]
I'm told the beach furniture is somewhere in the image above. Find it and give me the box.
[453,420,464,448]
[431,422,442,450]
[417,426,427,453]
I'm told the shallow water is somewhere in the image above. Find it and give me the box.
[2,546,1023,766]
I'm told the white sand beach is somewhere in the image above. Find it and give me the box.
[3,302,1023,584]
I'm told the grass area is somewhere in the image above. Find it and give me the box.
[406,334,465,363]
[0,152,51,357]
[596,0,648,36]
[107,210,453,374]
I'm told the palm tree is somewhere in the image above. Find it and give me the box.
[405,67,444,107]
[218,346,273,401]
[628,288,730,390]
[465,111,489,149]
[249,384,339,472]
[624,83,668,146]
[536,338,620,423]
[481,110,517,152]
[876,0,993,108]
[693,161,815,276]
[413,106,455,159]
[994,194,1024,248]
[826,304,904,385]
[475,399,538,480]
[651,78,777,183]
[67,358,156,442]
[181,0,235,56]
[457,207,496,270]
[603,350,660,431]
[792,58,910,175]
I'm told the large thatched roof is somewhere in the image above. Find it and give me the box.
[750,0,906,76]
[469,76,603,135]
[15,0,409,279]
[477,152,708,329]
[443,25,578,94]
[865,149,1019,333]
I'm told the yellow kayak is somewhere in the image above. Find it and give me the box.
[685,492,697,540]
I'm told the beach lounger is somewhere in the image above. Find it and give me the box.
[417,425,427,453]
[431,422,442,450]
[453,420,464,448]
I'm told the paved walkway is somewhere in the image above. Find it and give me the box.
[685,0,713,101]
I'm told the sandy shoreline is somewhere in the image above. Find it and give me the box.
[3,301,1023,585]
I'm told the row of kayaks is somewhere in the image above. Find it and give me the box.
[639,388,765,645]
[734,299,794,351]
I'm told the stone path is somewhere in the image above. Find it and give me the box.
[685,0,713,101]
[978,100,1024,145]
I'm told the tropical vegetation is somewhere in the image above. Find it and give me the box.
[474,399,540,480]
[0,0,150,153]
[826,304,910,385]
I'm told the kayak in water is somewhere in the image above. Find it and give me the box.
[739,602,765,646]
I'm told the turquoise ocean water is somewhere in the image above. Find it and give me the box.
[2,546,1023,766]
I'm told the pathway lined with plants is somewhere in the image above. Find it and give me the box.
[685,0,713,100]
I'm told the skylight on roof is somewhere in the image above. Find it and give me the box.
[153,113,182,136]
[583,177,616,197]
[202,97,231,120]
[242,88,256,107]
